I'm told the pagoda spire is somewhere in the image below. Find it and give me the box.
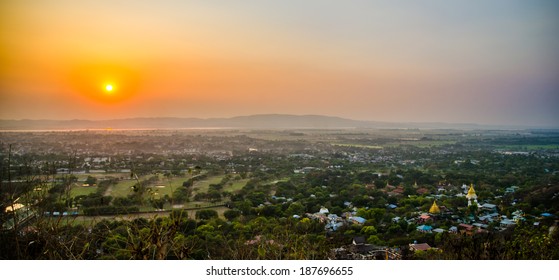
[466,183,478,206]
[429,200,441,214]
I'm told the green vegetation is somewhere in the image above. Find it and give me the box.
[1,128,558,259]
[70,185,97,197]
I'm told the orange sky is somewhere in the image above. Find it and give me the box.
[1,0,558,127]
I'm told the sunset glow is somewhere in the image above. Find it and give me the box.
[0,0,558,126]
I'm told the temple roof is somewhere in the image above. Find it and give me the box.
[466,183,477,199]
[429,201,441,214]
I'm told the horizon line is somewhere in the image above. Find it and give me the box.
[1,114,558,130]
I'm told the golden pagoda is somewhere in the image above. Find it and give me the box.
[466,183,478,206]
[429,200,441,214]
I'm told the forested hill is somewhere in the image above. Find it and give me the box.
[0,114,537,130]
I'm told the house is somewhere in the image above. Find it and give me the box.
[461,184,469,193]
[480,203,497,212]
[512,210,526,222]
[541,213,555,218]
[418,214,431,223]
[416,187,429,195]
[459,223,474,234]
[349,216,367,224]
[479,215,494,223]
[416,225,433,233]
[472,223,488,229]
[500,219,516,228]
[319,207,329,214]
[409,243,432,252]
[325,221,345,231]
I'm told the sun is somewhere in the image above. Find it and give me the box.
[67,61,141,104]
[105,84,113,92]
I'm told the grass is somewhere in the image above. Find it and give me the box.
[106,174,229,199]
[383,140,457,148]
[226,179,249,192]
[70,185,97,197]
[67,173,244,216]
[190,175,225,195]
[45,206,230,226]
[109,178,139,197]
[331,143,383,149]
[496,144,559,151]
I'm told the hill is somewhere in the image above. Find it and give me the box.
[0,114,536,130]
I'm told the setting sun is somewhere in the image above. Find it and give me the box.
[105,84,113,92]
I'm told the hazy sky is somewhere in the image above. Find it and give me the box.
[1,0,558,127]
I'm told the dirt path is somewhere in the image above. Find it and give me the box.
[103,185,113,196]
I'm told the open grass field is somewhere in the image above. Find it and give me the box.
[189,175,224,194]
[225,179,250,192]
[331,139,456,149]
[108,178,139,197]
[66,173,247,216]
[103,174,246,200]
[388,140,457,148]
[45,206,230,226]
[496,144,559,151]
[70,185,97,197]
[332,143,383,149]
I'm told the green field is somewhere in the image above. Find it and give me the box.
[332,143,383,149]
[66,173,248,213]
[190,175,225,194]
[332,140,457,149]
[384,140,457,148]
[226,179,250,192]
[496,144,559,151]
[70,185,98,197]
[108,178,140,197]
[45,206,230,226]
[104,174,246,200]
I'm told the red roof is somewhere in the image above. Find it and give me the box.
[459,223,474,230]
[416,188,429,195]
[393,186,404,194]
[409,243,431,251]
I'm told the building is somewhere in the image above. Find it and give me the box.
[480,203,497,212]
[429,201,441,214]
[409,243,432,252]
[416,225,433,233]
[466,184,478,206]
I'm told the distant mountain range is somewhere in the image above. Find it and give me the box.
[0,114,543,130]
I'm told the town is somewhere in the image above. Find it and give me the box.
[1,128,558,259]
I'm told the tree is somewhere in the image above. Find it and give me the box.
[224,209,241,221]
[85,176,97,186]
[207,190,222,203]
[285,202,305,216]
[367,235,384,245]
[195,209,218,220]
[361,225,378,235]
